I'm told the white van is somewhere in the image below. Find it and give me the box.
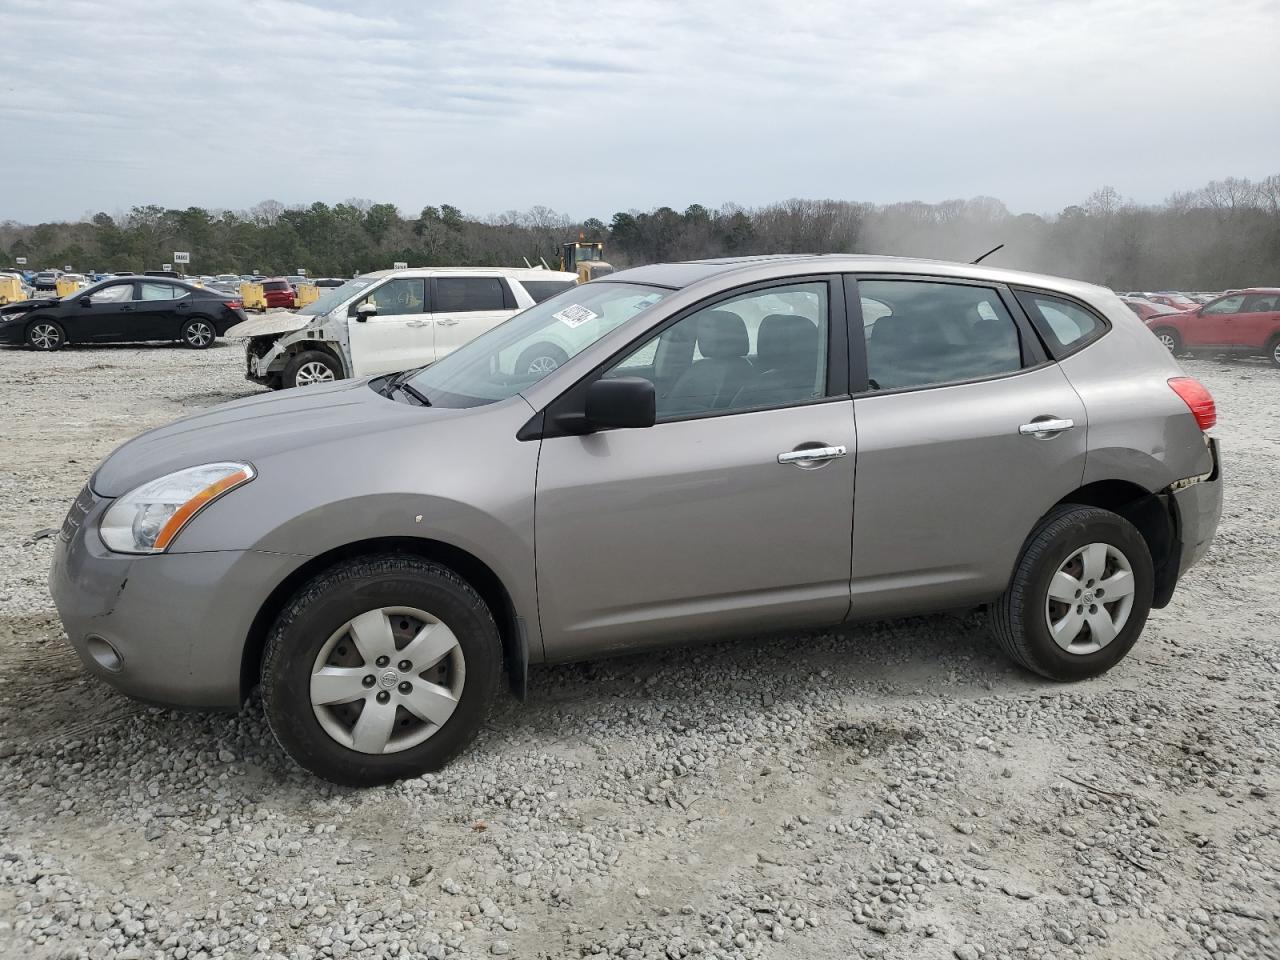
[227,267,578,389]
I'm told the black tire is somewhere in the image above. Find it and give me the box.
[283,349,342,388]
[26,319,65,351]
[1267,334,1280,368]
[988,504,1154,681]
[515,342,569,376]
[181,317,216,349]
[1152,327,1182,355]
[261,554,502,786]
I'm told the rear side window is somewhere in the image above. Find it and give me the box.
[435,277,505,313]
[139,282,180,301]
[1014,290,1107,357]
[521,279,576,303]
[858,280,1023,392]
[1243,293,1280,312]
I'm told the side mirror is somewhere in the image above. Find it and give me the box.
[79,296,92,307]
[585,377,656,430]
[353,301,377,322]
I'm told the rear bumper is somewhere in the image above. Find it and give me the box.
[1170,436,1222,579]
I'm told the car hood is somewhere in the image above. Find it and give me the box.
[1,297,58,316]
[91,378,468,497]
[224,311,312,338]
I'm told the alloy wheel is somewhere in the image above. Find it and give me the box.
[30,323,60,350]
[526,355,559,374]
[1043,542,1136,655]
[1157,333,1177,352]
[295,361,335,386]
[186,321,214,347]
[309,606,465,754]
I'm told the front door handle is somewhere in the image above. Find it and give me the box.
[778,444,847,465]
[435,318,459,326]
[1019,417,1075,438]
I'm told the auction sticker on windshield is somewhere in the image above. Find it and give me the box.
[553,304,598,328]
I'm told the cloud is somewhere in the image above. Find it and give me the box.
[0,0,1276,223]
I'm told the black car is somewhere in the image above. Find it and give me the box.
[0,277,246,351]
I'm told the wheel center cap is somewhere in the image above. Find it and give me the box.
[1082,590,1096,605]
[378,670,400,689]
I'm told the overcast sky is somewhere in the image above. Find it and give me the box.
[1,0,1277,224]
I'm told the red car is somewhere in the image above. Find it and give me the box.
[1144,288,1280,366]
[261,278,297,309]
[1145,292,1201,312]
[1121,297,1182,322]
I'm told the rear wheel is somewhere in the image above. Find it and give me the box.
[516,343,569,376]
[1152,327,1181,355]
[989,504,1153,681]
[284,349,342,388]
[260,554,502,785]
[27,319,65,351]
[182,318,215,349]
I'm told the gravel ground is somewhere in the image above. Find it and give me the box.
[0,342,1277,960]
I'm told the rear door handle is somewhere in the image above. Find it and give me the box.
[1019,418,1075,437]
[778,444,847,465]
[436,318,459,326]
[405,320,427,328]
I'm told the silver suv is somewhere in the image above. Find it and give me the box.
[50,256,1222,785]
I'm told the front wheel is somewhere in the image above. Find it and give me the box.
[989,504,1153,681]
[1152,327,1182,355]
[284,350,342,388]
[261,555,502,785]
[27,319,65,351]
[515,343,569,376]
[182,318,215,349]
[1268,335,1280,368]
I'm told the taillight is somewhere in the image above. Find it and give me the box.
[1168,377,1216,431]
[226,299,243,310]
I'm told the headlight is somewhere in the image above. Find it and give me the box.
[99,462,255,554]
[2,311,26,324]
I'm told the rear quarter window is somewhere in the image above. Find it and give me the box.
[1014,290,1108,358]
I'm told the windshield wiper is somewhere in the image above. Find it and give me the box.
[396,381,431,406]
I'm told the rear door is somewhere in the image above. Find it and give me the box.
[133,281,186,339]
[846,276,1089,617]
[346,277,432,375]
[430,276,516,359]
[1233,292,1280,349]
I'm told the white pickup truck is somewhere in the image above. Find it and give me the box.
[227,267,577,389]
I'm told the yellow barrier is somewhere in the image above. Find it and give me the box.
[293,283,320,309]
[55,277,81,298]
[240,281,267,312]
[0,275,25,304]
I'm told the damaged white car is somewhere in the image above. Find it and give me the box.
[228,267,578,389]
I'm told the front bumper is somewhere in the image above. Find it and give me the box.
[49,487,307,709]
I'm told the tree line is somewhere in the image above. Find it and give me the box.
[2,173,1277,291]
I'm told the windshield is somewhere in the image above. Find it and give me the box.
[298,276,375,316]
[407,282,670,408]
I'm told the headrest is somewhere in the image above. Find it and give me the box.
[757,314,819,370]
[697,310,749,358]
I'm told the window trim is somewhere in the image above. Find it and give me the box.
[1010,285,1112,360]
[528,274,849,440]
[429,275,508,314]
[844,273,1051,397]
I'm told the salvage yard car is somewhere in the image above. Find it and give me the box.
[227,267,577,389]
[0,276,247,350]
[50,255,1222,785]
[1143,287,1280,366]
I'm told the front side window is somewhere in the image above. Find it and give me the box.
[140,282,180,301]
[360,278,426,315]
[860,280,1022,391]
[90,283,133,303]
[435,277,505,312]
[605,282,829,419]
[1203,295,1244,315]
[1015,291,1105,355]
[406,282,671,408]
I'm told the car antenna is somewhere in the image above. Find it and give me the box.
[972,243,1004,264]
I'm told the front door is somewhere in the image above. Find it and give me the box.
[534,278,855,661]
[62,280,136,341]
[347,277,432,376]
[1187,294,1243,347]
[430,276,516,360]
[847,277,1088,616]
